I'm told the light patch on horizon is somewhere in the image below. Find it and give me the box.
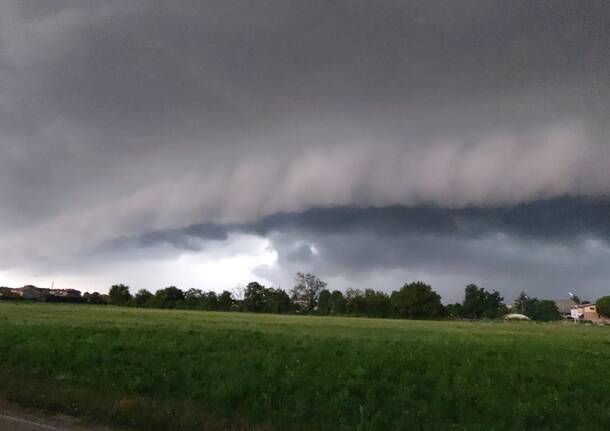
[1,234,278,294]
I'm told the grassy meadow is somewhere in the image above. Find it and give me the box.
[0,302,609,430]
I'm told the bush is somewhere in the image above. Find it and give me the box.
[524,299,562,321]
[597,296,610,318]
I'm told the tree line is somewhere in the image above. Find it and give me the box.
[5,274,607,321]
[104,272,588,321]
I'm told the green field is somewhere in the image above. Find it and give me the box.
[0,302,609,430]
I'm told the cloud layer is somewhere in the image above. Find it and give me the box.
[1,1,609,300]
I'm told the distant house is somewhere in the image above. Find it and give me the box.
[50,288,81,298]
[12,285,49,300]
[1,285,85,303]
[0,286,21,300]
[570,304,609,323]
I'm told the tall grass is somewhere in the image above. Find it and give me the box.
[1,302,609,430]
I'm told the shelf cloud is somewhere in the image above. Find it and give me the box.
[1,1,609,300]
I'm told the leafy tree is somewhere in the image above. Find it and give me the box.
[108,284,132,306]
[445,303,463,318]
[596,296,610,318]
[154,286,184,309]
[329,290,346,314]
[363,289,392,318]
[484,298,508,319]
[342,289,392,317]
[243,282,269,312]
[390,281,445,319]
[84,291,106,305]
[267,288,292,314]
[291,272,327,312]
[204,291,219,310]
[461,284,505,319]
[218,290,234,311]
[184,289,205,309]
[317,289,331,315]
[242,282,292,314]
[134,289,154,307]
[345,288,366,315]
[524,298,562,321]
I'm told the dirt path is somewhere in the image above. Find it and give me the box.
[0,400,115,431]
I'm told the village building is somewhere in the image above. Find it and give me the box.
[570,303,610,323]
[11,285,50,300]
[0,285,85,302]
[50,288,82,298]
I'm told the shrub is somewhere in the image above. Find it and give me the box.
[597,296,610,318]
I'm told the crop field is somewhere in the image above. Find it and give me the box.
[0,302,609,431]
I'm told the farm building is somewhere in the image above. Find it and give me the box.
[570,304,609,323]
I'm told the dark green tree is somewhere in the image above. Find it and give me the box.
[154,286,184,309]
[243,282,268,312]
[108,284,132,306]
[218,290,234,311]
[345,288,366,315]
[595,296,610,318]
[445,303,463,318]
[390,281,445,319]
[134,289,154,307]
[524,298,562,321]
[241,282,292,313]
[267,288,292,314]
[204,291,219,310]
[329,290,346,314]
[364,289,392,318]
[461,284,505,319]
[184,289,205,309]
[83,291,106,305]
[317,289,331,315]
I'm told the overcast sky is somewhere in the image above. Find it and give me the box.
[1,1,609,302]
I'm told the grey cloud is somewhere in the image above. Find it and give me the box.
[256,228,610,303]
[2,1,610,297]
[2,1,610,233]
[118,197,610,250]
[95,198,610,301]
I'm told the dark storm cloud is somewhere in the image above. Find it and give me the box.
[249,200,610,302]
[2,0,610,230]
[1,1,610,297]
[98,197,610,302]
[119,197,610,250]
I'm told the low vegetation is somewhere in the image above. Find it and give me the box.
[597,296,610,318]
[1,302,609,430]
[3,273,603,324]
